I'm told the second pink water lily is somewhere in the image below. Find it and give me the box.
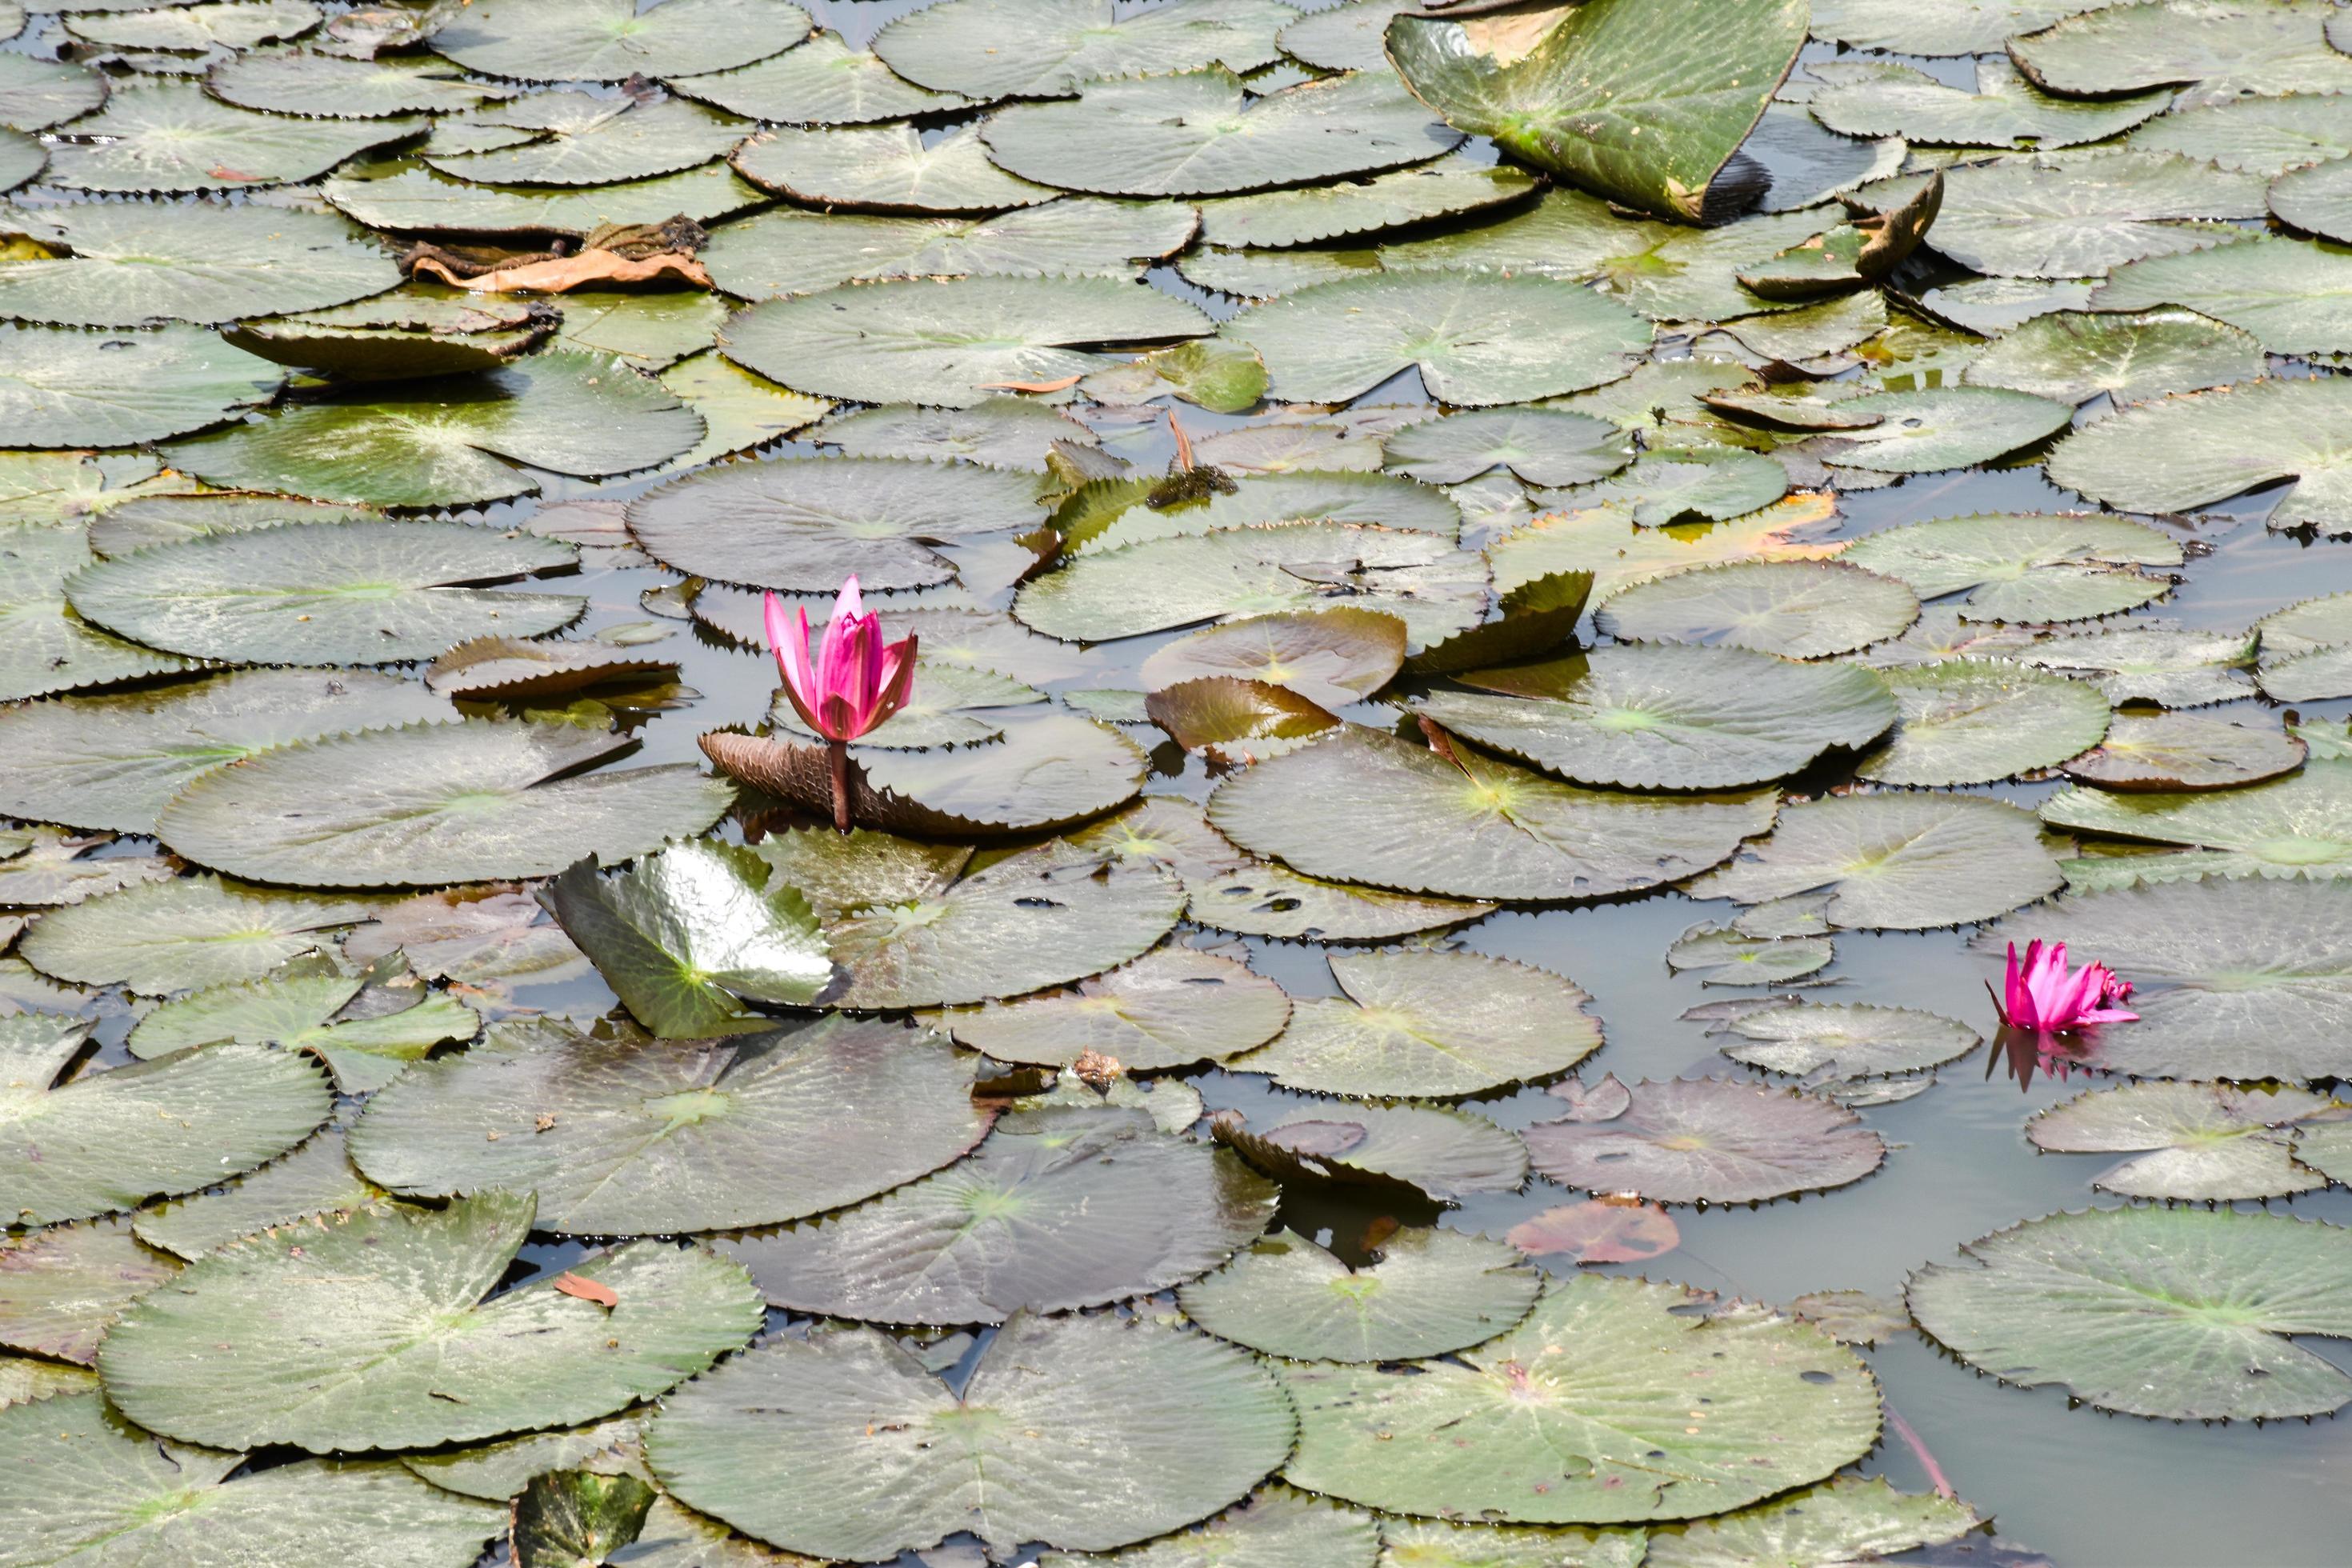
[1995,939,2137,1032]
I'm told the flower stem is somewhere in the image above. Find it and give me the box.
[827,738,852,834]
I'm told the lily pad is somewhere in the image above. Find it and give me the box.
[1858,661,2111,786]
[155,718,734,889]
[2271,156,2352,243]
[1154,678,1328,754]
[670,29,977,125]
[0,526,201,705]
[2029,1081,2349,1199]
[1597,560,1921,659]
[1689,791,2064,930]
[874,0,1295,98]
[543,290,726,370]
[1198,150,1538,249]
[702,199,1194,301]
[227,291,558,381]
[1841,512,2182,622]
[66,520,582,666]
[2088,235,2352,355]
[425,93,747,187]
[1491,494,1845,606]
[208,46,518,117]
[0,129,38,194]
[734,121,1050,214]
[2009,0,2352,102]
[64,0,322,50]
[427,0,810,82]
[100,1190,762,1452]
[2065,712,2308,790]
[127,966,479,1093]
[2126,91,2352,176]
[427,635,675,700]
[1038,1486,1382,1568]
[1078,338,1269,414]
[1181,1226,1538,1363]
[1526,1075,1886,1204]
[0,828,171,908]
[1806,386,2072,474]
[1382,409,1632,489]
[1810,58,2170,150]
[0,53,106,133]
[1229,948,1599,1099]
[979,69,1460,198]
[17,874,382,994]
[0,323,282,449]
[322,162,768,237]
[1224,272,1650,407]
[1065,470,1462,556]
[1907,1206,2352,1419]
[1710,1002,1982,1078]
[1640,1476,1980,1568]
[1867,153,2261,278]
[1810,0,2121,53]
[943,946,1290,1070]
[1140,608,1406,709]
[2046,374,2352,535]
[1214,1100,1528,1203]
[1999,622,2260,707]
[0,1217,181,1364]
[1666,925,1834,987]
[655,352,830,470]
[1540,449,1789,530]
[2039,762,2352,877]
[41,80,424,194]
[1282,1273,1878,1523]
[1963,308,2266,406]
[1386,0,1806,223]
[818,398,1094,473]
[134,1122,386,1262]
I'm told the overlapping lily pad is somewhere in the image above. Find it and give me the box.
[1805,386,2073,474]
[1065,470,1462,556]
[874,0,1295,98]
[1038,1486,1383,1568]
[128,964,479,1093]
[227,290,557,380]
[1139,608,1406,709]
[1810,0,2121,54]
[1381,408,1632,489]
[134,1122,387,1262]
[1214,1100,1527,1203]
[0,526,200,706]
[1858,662,2111,786]
[2029,1082,2350,1200]
[1810,58,2169,150]
[2065,712,2308,790]
[426,93,746,187]
[0,1217,180,1364]
[0,53,106,132]
[2045,374,2352,534]
[1180,1226,1539,1363]
[2089,236,2352,355]
[670,29,977,124]
[1198,151,1538,249]
[1491,495,1845,605]
[1597,561,1921,659]
[2009,0,2352,102]
[944,946,1290,1070]
[1534,447,1788,527]
[65,0,322,50]
[2039,762,2352,878]
[39,81,424,194]
[702,199,1195,300]
[1710,1001,1982,1079]
[0,324,282,449]
[209,47,518,117]
[1526,1075,1886,1204]
[2127,91,2352,175]
[734,122,1050,213]
[427,0,810,81]
[322,162,768,236]
[1963,308,2266,406]
[1640,1476,1979,1568]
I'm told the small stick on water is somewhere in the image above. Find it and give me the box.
[1883,1399,1956,1499]
[828,737,852,834]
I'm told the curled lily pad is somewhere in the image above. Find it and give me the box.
[1198,150,1538,250]
[351,1014,990,1234]
[427,636,675,700]
[0,526,200,706]
[1150,678,1336,758]
[874,0,1294,98]
[2065,712,2307,790]
[1526,1076,1886,1205]
[1709,1001,1981,1078]
[322,162,767,238]
[128,966,480,1093]
[944,946,1291,1070]
[1841,512,2182,623]
[2088,235,2352,356]
[1907,1206,2352,1420]
[1382,408,1632,489]
[17,874,383,995]
[1140,608,1406,709]
[1962,308,2266,406]
[1214,1100,1527,1204]
[427,0,810,81]
[0,1218,181,1364]
[0,324,282,449]
[2045,374,2352,535]
[2029,1081,2349,1200]
[1181,1226,1538,1363]
[701,199,1196,301]
[208,47,518,117]
[1230,949,1599,1100]
[100,1190,763,1452]
[669,30,978,125]
[734,122,1050,214]
[1534,447,1788,527]
[2038,762,2352,878]
[39,81,424,194]
[1857,661,2111,787]
[1597,560,1920,659]
[1417,644,1896,791]
[155,718,734,889]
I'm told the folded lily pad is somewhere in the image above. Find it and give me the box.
[155,718,734,889]
[226,291,558,381]
[134,1122,387,1262]
[2064,711,2307,790]
[17,874,383,994]
[1198,150,1538,250]
[426,635,674,700]
[1841,511,2182,622]
[2040,762,2352,877]
[209,46,518,117]
[701,198,1194,300]
[1214,1099,1527,1204]
[1181,1226,1539,1363]
[1810,58,2170,150]
[39,80,424,194]
[1598,560,1920,659]
[0,1216,182,1364]
[0,324,282,449]
[128,966,479,1093]
[1962,308,2266,406]
[427,0,810,80]
[2046,374,2352,535]
[2010,0,2352,102]
[1710,1001,1981,1078]
[1526,1075,1886,1204]
[0,526,201,705]
[2088,234,2352,355]
[1908,1206,2352,1419]
[670,28,977,124]
[735,121,1051,214]
[101,1190,762,1452]
[2029,1081,2349,1200]
[944,946,1290,1070]
[322,162,768,237]
[1858,661,2111,786]
[425,92,747,187]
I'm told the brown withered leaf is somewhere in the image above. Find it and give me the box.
[551,1271,618,1308]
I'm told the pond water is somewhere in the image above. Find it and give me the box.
[6,0,2352,1565]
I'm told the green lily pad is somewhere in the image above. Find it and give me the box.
[2045,374,2352,534]
[17,874,382,995]
[157,718,733,889]
[874,0,1297,99]
[208,46,518,117]
[1864,153,2261,278]
[2126,91,2352,176]
[1810,58,2170,150]
[0,1217,181,1364]
[540,290,726,370]
[0,323,282,448]
[322,162,769,237]
[2029,1081,2349,1199]
[1229,948,1599,1099]
[134,1122,387,1262]
[1810,0,2122,54]
[1840,511,2183,622]
[351,1014,990,1234]
[0,53,106,132]
[0,828,172,908]
[1534,446,1789,526]
[2273,155,2352,243]
[1857,661,2112,786]
[1666,925,1835,986]
[1181,1226,1538,1363]
[655,351,830,470]
[1710,1001,1981,1078]
[340,885,585,989]
[0,128,39,194]
[425,92,746,187]
[101,1189,762,1451]
[1038,1486,1382,1568]
[1382,409,1632,489]
[1695,290,1891,369]
[64,0,322,50]
[1689,791,2063,929]
[2,1014,329,1226]
[513,1470,655,1568]
[1597,560,1920,658]
[0,1393,505,1568]
[128,966,479,1093]
[1641,1475,1980,1568]
[66,520,582,666]
[2040,762,2352,876]
[670,29,977,124]
[40,80,424,194]
[2009,0,2352,102]
[226,291,558,381]
[2065,712,2308,790]
[0,1357,94,1409]
[720,274,1210,408]
[1140,608,1406,709]
[1198,150,1538,249]
[1066,470,1462,557]
[943,946,1290,1070]
[1526,1075,1885,1204]
[1806,386,2072,474]
[702,198,1194,301]
[646,1310,1294,1560]
[1282,1273,1878,1523]
[721,1105,1278,1325]
[1978,876,2352,1080]
[1387,0,1806,223]
[1963,308,2266,406]
[1219,1098,1528,1204]
[84,494,383,556]
[734,121,1050,213]
[0,526,201,705]
[1415,645,1896,791]
[819,398,1095,472]
[0,199,401,328]
[426,635,677,700]
[1224,272,1650,407]
[2087,235,2352,355]
[626,455,1044,591]
[1180,243,1383,300]
[1999,621,2261,706]
[428,0,810,81]
[1206,724,1777,902]
[978,68,1460,198]
[1908,1206,2352,1419]
[1078,338,1268,414]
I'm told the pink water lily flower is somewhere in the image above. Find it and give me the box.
[765,578,917,830]
[1994,939,2138,1032]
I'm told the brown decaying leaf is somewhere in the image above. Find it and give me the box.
[551,1272,618,1308]
[412,251,712,294]
[977,374,1085,393]
[1505,1198,1681,1264]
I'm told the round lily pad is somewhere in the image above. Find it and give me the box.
[1180,1226,1539,1363]
[1711,1001,1982,1078]
[646,1311,1296,1560]
[1839,511,2182,623]
[101,1190,763,1452]
[943,946,1290,1070]
[2012,0,2352,101]
[65,0,321,49]
[1414,645,1898,790]
[1282,1272,1878,1524]
[1139,608,1406,710]
[2126,91,2352,175]
[734,121,1050,213]
[1870,153,2264,279]
[1198,150,1538,249]
[2089,234,2352,356]
[41,80,424,194]
[1908,1206,2352,1420]
[17,874,383,995]
[66,520,582,666]
[226,290,558,381]
[1666,925,1835,987]
[208,46,519,117]
[425,93,747,187]
[322,162,768,238]
[0,526,201,706]
[701,198,1194,301]
[2045,374,2352,536]
[1810,58,2169,149]
[1534,446,1789,527]
[0,52,106,132]
[1230,949,1599,1099]
[669,29,978,124]
[1857,661,2111,786]
[1382,407,1633,488]
[1963,308,2266,406]
[155,718,734,889]
[1525,1075,1886,1204]
[721,1106,1277,1324]
[2040,762,2352,878]
[818,397,1098,472]
[427,0,810,81]
[1808,385,2073,474]
[1068,470,1463,557]
[1215,1100,1527,1204]
[1813,0,2116,54]
[2029,1081,2349,1201]
[2064,711,2308,790]
[0,323,282,449]
[350,1014,990,1234]
[874,0,1294,98]
[1597,560,1920,659]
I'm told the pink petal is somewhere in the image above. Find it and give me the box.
[870,634,920,728]
[2002,943,2030,1027]
[766,593,818,710]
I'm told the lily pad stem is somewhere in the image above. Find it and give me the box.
[828,738,852,834]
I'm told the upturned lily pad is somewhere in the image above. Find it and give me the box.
[2029,1081,2349,1199]
[734,122,1050,213]
[1207,725,1777,903]
[66,521,582,666]
[1963,308,2266,406]
[1415,645,1896,791]
[1181,1226,1538,1363]
[208,46,518,117]
[626,456,1043,592]
[670,29,976,124]
[1979,877,2352,1080]
[100,1190,762,1452]
[944,946,1290,1070]
[649,1310,1294,1560]
[1282,1273,1878,1523]
[1533,447,1788,528]
[720,274,1210,408]
[17,874,382,994]
[426,93,746,187]
[0,1217,181,1364]
[42,81,424,194]
[1140,608,1406,710]
[0,324,282,448]
[1597,561,1920,659]
[0,526,201,705]
[2039,762,2352,878]
[1154,677,1326,755]
[134,1122,386,1262]
[1641,1476,1979,1568]
[1811,58,2169,150]
[0,1394,506,1568]
[1710,1002,1982,1078]
[128,966,479,1093]
[1230,949,1599,1099]
[2047,374,2352,535]
[162,352,706,508]
[1857,661,2111,786]
[2065,712,2307,790]
[1842,512,2182,622]
[978,69,1459,198]
[1037,1486,1382,1568]
[702,199,1194,301]
[350,1014,990,1234]
[2,1014,329,1226]
[1198,150,1538,249]
[0,53,106,132]
[1224,272,1650,407]
[1214,1100,1527,1203]
[1908,1206,2352,1419]
[2010,0,2352,102]
[722,1105,1276,1324]
[1689,791,2063,930]
[1382,409,1632,489]
[322,162,768,237]
[2088,235,2352,355]
[427,0,810,81]
[1526,1076,1885,1204]
[1387,0,1806,223]
[0,200,401,329]
[155,718,733,889]
[875,0,1294,98]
